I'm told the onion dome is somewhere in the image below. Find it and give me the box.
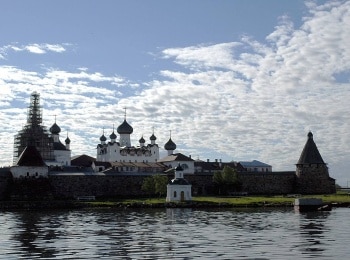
[110,131,117,140]
[139,136,145,143]
[50,122,61,134]
[100,134,107,142]
[164,138,176,151]
[150,133,157,141]
[117,119,133,134]
[65,136,71,144]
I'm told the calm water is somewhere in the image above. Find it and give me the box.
[0,207,349,259]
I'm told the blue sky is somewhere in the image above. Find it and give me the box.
[1,0,350,185]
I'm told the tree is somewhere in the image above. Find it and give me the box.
[153,175,168,197]
[142,174,168,197]
[141,176,155,195]
[213,166,241,195]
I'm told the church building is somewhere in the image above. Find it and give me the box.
[166,164,192,202]
[13,92,71,167]
[96,114,160,163]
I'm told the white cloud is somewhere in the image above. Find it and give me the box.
[0,43,68,58]
[120,0,350,185]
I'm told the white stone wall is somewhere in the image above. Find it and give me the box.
[11,166,48,178]
[53,150,71,166]
[166,184,192,202]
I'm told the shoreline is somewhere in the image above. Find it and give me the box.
[1,199,349,211]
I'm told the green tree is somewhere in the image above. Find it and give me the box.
[213,166,241,195]
[213,171,224,194]
[153,175,168,197]
[142,174,168,197]
[141,176,155,195]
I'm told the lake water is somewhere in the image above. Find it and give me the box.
[0,207,349,259]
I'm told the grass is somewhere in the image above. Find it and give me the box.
[84,191,350,208]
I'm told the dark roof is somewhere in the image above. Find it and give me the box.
[164,138,176,151]
[65,136,71,144]
[71,154,96,167]
[16,145,46,166]
[139,136,145,143]
[240,160,271,168]
[150,133,157,141]
[53,141,67,150]
[117,119,133,134]
[194,160,244,173]
[158,153,194,162]
[297,132,325,165]
[169,178,191,185]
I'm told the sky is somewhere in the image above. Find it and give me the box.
[0,0,349,185]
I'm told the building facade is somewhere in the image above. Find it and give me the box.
[166,164,192,202]
[96,118,160,163]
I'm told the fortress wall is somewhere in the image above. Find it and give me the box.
[48,171,297,198]
[295,166,336,194]
[49,175,149,198]
[187,172,296,195]
[0,168,12,200]
[238,172,296,195]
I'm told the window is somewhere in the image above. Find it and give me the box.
[174,191,177,198]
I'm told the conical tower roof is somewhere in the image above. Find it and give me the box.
[297,132,325,165]
[16,144,46,167]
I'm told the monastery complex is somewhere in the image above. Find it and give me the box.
[0,92,336,200]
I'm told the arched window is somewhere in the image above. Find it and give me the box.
[174,191,177,198]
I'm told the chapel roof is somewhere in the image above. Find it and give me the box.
[168,178,191,185]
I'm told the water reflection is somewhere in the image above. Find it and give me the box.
[0,208,349,259]
[296,211,331,257]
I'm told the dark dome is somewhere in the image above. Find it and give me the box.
[150,133,157,141]
[164,138,176,151]
[139,136,145,143]
[50,122,61,134]
[110,131,117,140]
[169,178,190,185]
[117,119,133,134]
[65,136,71,144]
[100,134,107,142]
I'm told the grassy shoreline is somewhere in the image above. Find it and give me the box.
[1,192,349,210]
[84,192,350,208]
